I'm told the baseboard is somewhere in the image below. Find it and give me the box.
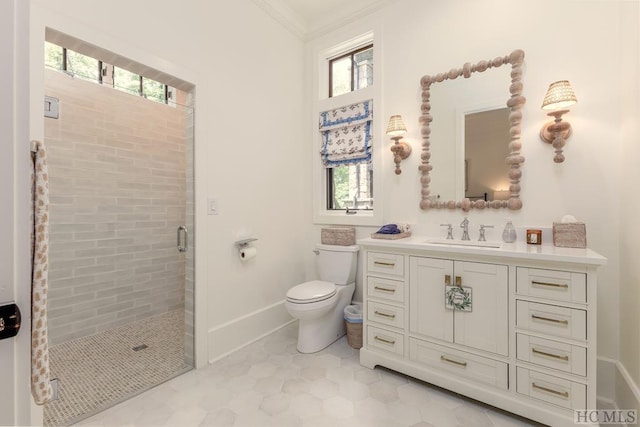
[616,360,640,413]
[598,356,640,414]
[207,300,294,363]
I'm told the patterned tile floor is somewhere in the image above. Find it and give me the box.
[76,322,541,427]
[45,309,189,426]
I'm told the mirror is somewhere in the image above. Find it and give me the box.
[418,49,525,211]
[464,107,511,201]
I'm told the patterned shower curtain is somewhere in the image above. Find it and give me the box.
[30,140,53,405]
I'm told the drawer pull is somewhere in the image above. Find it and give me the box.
[440,355,467,367]
[532,382,569,399]
[374,286,396,293]
[531,314,569,325]
[374,310,396,319]
[532,280,569,289]
[374,335,396,345]
[532,348,570,361]
[374,261,396,267]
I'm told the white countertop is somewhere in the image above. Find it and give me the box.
[357,236,607,266]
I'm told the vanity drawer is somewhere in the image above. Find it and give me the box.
[367,252,404,278]
[517,267,586,303]
[409,338,508,390]
[516,367,586,410]
[516,333,587,376]
[367,325,404,356]
[367,276,405,303]
[367,301,405,329]
[516,300,586,341]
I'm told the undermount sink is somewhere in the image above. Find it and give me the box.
[424,239,502,249]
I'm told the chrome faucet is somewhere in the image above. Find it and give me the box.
[460,217,470,241]
[440,224,454,240]
[478,224,494,241]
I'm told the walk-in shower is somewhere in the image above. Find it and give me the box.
[41,31,195,426]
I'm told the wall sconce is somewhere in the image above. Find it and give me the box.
[540,80,578,163]
[386,115,411,174]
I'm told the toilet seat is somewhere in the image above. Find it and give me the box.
[286,280,337,304]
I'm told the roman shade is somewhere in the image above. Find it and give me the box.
[319,100,373,167]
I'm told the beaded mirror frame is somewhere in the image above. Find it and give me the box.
[418,49,526,212]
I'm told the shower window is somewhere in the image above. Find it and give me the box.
[143,78,166,103]
[66,50,99,82]
[114,67,142,96]
[44,42,64,70]
[44,41,178,105]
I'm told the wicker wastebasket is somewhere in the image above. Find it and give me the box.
[344,305,363,349]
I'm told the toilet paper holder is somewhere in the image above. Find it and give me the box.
[235,238,258,249]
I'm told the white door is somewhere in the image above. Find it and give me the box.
[409,256,454,342]
[453,261,509,356]
[0,1,32,425]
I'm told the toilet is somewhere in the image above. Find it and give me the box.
[285,244,359,353]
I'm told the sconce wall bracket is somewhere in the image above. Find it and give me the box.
[390,136,412,174]
[540,110,572,143]
[539,109,572,163]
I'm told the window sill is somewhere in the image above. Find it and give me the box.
[313,209,381,227]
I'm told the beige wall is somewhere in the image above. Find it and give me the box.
[44,69,189,345]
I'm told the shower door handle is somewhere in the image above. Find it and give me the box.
[177,226,188,253]
[0,303,21,340]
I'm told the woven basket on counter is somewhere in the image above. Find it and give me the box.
[321,227,356,246]
[552,222,587,248]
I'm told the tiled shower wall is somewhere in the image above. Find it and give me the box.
[45,69,190,345]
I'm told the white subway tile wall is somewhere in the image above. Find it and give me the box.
[44,69,190,345]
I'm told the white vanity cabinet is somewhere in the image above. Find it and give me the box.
[359,237,606,427]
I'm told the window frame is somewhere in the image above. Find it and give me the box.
[328,43,373,98]
[311,30,383,226]
[44,42,174,105]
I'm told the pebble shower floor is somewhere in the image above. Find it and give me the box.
[44,309,189,426]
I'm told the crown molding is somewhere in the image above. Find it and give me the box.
[305,0,392,40]
[255,0,393,41]
[252,0,307,40]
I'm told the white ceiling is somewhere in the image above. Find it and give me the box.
[257,0,394,40]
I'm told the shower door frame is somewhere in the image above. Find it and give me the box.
[26,9,208,423]
[2,1,33,425]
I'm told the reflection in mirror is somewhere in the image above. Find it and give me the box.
[418,49,526,211]
[464,107,511,202]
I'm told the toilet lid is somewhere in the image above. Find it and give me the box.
[286,280,336,303]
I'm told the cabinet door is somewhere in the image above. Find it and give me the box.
[453,261,509,356]
[409,257,454,342]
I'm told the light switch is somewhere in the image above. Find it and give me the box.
[208,198,219,215]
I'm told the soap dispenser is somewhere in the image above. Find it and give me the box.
[502,220,517,243]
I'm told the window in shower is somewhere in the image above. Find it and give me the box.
[44,41,177,105]
[113,66,141,96]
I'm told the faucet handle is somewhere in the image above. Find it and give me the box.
[440,224,454,240]
[478,224,494,241]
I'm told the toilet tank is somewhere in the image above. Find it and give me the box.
[316,244,359,285]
